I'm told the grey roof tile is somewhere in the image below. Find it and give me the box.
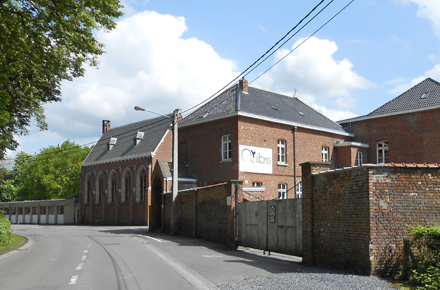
[82,116,172,166]
[182,84,346,134]
[368,78,440,116]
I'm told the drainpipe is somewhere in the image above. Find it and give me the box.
[293,126,297,198]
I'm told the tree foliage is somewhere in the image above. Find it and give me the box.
[0,0,123,159]
[16,140,91,200]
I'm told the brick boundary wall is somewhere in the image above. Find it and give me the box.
[301,162,440,276]
[164,180,243,248]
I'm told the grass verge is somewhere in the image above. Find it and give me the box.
[0,235,28,256]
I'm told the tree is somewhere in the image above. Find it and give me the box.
[0,0,123,159]
[17,141,91,200]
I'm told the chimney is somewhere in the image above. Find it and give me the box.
[102,120,111,134]
[239,77,248,93]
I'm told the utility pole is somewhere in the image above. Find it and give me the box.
[170,108,181,235]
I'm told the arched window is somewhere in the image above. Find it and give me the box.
[97,173,104,204]
[123,170,131,202]
[139,168,147,202]
[109,171,117,203]
[86,175,92,204]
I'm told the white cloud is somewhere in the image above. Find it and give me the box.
[254,36,372,112]
[400,0,440,39]
[311,104,358,122]
[41,11,238,142]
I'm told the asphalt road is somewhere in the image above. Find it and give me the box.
[0,225,302,290]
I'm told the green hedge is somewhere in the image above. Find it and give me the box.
[409,225,440,290]
[0,210,12,247]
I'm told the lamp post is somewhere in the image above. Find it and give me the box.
[134,106,181,235]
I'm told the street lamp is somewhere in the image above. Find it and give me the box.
[134,106,181,235]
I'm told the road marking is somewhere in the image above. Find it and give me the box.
[141,235,163,242]
[69,275,78,285]
[76,263,84,270]
[201,255,224,258]
[81,255,87,261]
[84,250,88,253]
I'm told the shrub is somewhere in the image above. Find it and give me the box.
[0,210,12,247]
[409,225,440,289]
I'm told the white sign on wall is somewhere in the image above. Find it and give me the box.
[239,145,273,174]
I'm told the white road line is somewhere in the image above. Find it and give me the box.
[69,275,78,285]
[84,250,88,253]
[81,255,87,261]
[76,263,84,270]
[140,235,163,243]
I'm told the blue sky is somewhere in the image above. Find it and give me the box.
[3,0,440,163]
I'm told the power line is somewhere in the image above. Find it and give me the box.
[182,0,330,115]
[250,0,356,86]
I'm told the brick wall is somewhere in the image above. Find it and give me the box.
[163,181,242,247]
[340,108,440,164]
[301,162,440,275]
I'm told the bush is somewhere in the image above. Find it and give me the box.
[0,210,12,247]
[409,225,440,289]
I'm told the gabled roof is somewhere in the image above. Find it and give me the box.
[339,78,440,124]
[82,116,172,167]
[369,78,440,117]
[181,84,349,136]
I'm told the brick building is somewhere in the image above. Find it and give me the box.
[80,116,174,225]
[179,79,354,201]
[338,78,440,164]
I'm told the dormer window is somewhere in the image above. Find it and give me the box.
[133,131,144,146]
[108,137,117,151]
[421,92,430,99]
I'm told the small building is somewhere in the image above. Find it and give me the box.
[338,78,440,164]
[0,198,78,225]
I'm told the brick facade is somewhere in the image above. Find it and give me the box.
[301,162,440,275]
[180,115,352,201]
[80,131,173,225]
[340,108,440,164]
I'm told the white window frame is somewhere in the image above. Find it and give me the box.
[356,151,363,166]
[322,146,329,162]
[377,141,389,164]
[278,183,287,199]
[296,182,302,199]
[277,139,287,165]
[222,134,232,161]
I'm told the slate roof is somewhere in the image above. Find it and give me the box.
[181,84,348,135]
[82,116,172,166]
[368,78,440,117]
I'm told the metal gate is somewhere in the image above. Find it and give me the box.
[237,199,302,257]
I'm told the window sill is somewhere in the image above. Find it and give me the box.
[220,159,232,163]
[277,162,288,166]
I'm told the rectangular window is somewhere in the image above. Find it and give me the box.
[40,207,46,214]
[296,182,302,199]
[377,141,389,164]
[356,151,363,166]
[4,208,9,215]
[25,207,30,215]
[252,181,262,187]
[11,208,16,214]
[48,206,55,215]
[278,183,287,199]
[322,146,329,162]
[277,139,287,165]
[222,134,232,161]
[57,206,64,215]
[17,207,23,215]
[32,207,38,215]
